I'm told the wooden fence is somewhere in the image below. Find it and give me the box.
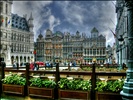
[0,62,126,100]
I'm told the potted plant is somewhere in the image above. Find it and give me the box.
[95,79,124,100]
[28,77,56,99]
[1,72,26,95]
[58,78,91,100]
[82,66,92,71]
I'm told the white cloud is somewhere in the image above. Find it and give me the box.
[48,15,61,32]
[12,1,117,47]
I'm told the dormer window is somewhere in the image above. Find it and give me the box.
[19,26,22,29]
[46,35,50,37]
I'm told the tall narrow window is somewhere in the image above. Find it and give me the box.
[90,49,92,55]
[6,4,8,14]
[93,49,96,55]
[97,49,99,54]
[6,17,8,27]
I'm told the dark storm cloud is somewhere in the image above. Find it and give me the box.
[54,1,116,45]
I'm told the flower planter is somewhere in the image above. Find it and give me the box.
[58,89,90,100]
[28,86,54,99]
[96,92,122,100]
[2,84,25,95]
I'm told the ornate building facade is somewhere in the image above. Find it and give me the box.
[83,27,106,64]
[115,0,128,65]
[36,33,45,61]
[63,31,84,63]
[44,29,63,62]
[0,1,34,65]
[36,27,106,64]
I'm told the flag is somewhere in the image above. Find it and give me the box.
[33,50,36,54]
[108,27,117,39]
[1,18,4,22]
[8,20,10,24]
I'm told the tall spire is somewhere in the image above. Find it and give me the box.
[28,12,34,32]
[29,12,33,20]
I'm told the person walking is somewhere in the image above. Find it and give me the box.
[13,61,17,68]
[30,60,34,70]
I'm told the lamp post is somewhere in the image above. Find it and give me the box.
[120,0,133,100]
[33,47,36,70]
[116,49,119,66]
[118,35,124,70]
[0,6,2,58]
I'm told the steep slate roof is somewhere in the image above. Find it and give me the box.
[91,27,99,33]
[38,33,43,39]
[11,13,29,32]
[99,34,105,38]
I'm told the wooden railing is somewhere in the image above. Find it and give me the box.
[0,62,126,100]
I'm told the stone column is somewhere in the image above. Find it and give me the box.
[26,56,28,62]
[18,56,20,66]
[120,1,133,100]
[89,49,90,56]
[96,49,97,56]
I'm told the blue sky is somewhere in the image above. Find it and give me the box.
[12,1,116,46]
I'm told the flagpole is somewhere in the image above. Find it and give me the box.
[110,18,115,26]
[111,1,116,8]
[108,27,118,40]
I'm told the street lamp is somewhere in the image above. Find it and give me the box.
[116,49,119,66]
[110,53,113,64]
[0,8,2,52]
[118,35,124,70]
